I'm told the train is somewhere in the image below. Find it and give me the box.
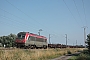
[15,32,84,49]
[15,32,47,49]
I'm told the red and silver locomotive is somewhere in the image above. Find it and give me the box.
[15,32,47,49]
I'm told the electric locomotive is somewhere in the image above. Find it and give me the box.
[15,32,47,49]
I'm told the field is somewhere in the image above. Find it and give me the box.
[0,48,84,60]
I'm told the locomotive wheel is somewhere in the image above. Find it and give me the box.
[43,45,47,49]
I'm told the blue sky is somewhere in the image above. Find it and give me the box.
[0,0,90,46]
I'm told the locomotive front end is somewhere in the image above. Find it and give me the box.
[15,32,26,48]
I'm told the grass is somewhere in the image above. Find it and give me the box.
[76,53,90,60]
[70,53,90,60]
[68,49,90,60]
[0,48,84,60]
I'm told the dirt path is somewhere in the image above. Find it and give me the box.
[51,55,72,60]
[50,52,80,60]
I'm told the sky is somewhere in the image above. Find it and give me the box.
[0,0,90,46]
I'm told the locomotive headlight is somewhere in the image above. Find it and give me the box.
[22,40,25,43]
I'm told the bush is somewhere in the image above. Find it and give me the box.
[67,50,72,54]
[77,53,90,60]
[87,34,90,53]
[63,52,66,55]
[83,49,89,54]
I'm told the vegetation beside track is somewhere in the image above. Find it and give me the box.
[0,48,84,60]
[68,49,90,60]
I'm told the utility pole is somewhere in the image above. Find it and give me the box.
[82,26,87,48]
[65,34,67,48]
[73,43,74,48]
[76,40,77,48]
[49,34,51,44]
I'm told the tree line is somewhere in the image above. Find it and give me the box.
[0,33,16,47]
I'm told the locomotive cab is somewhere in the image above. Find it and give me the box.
[15,32,26,48]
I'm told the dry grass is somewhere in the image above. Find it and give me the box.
[0,48,84,60]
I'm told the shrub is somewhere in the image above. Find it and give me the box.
[87,34,90,53]
[67,50,72,54]
[77,53,90,60]
[63,52,66,55]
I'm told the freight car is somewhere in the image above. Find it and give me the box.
[48,44,84,48]
[48,44,66,48]
[15,32,47,49]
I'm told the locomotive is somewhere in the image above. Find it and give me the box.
[15,32,47,49]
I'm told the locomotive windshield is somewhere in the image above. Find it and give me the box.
[17,34,25,38]
[17,32,26,39]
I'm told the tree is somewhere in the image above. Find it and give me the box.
[86,34,90,53]
[8,33,16,47]
[0,37,3,47]
[0,33,16,47]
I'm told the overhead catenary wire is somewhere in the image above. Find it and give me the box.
[4,0,51,32]
[4,0,64,39]
[82,0,87,26]
[63,0,81,27]
[73,0,84,26]
[0,15,37,31]
[0,16,23,30]
[0,8,62,42]
[0,15,35,30]
[63,0,85,46]
[0,8,38,31]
